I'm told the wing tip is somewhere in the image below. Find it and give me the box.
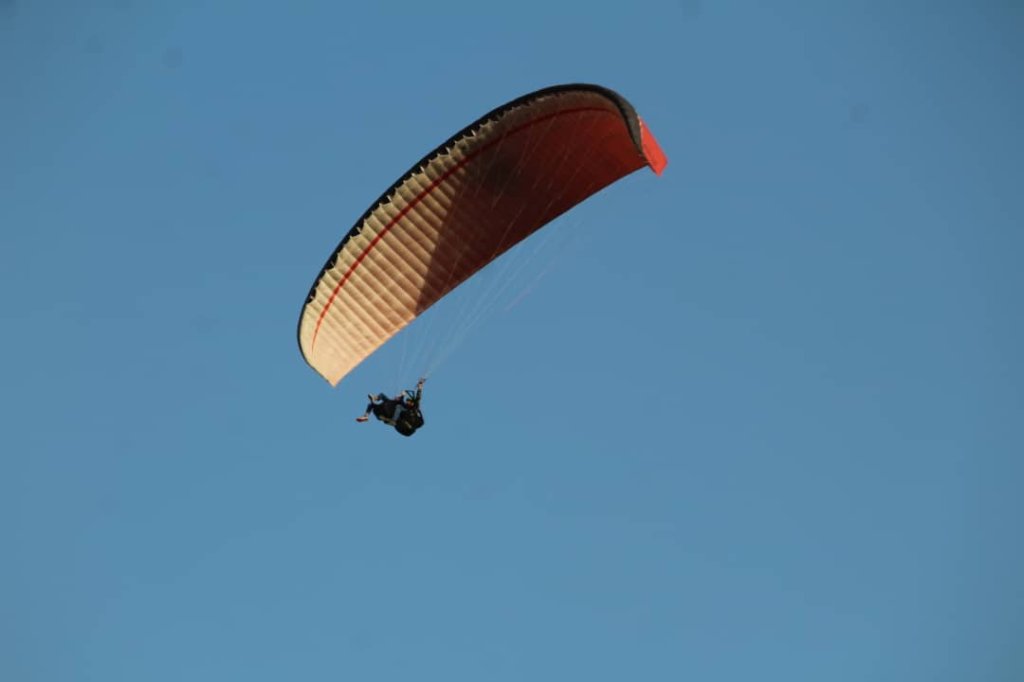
[638,117,668,176]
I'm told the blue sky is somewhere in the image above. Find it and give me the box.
[2,1,1022,680]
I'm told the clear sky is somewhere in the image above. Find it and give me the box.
[2,1,1022,680]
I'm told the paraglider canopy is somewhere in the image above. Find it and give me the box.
[298,83,667,386]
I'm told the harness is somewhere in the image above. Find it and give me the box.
[374,399,424,436]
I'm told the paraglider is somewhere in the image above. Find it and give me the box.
[356,377,426,437]
[297,83,667,432]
